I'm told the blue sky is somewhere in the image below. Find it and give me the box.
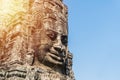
[64,0,120,80]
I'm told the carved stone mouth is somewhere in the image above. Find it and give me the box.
[50,53,63,62]
[49,48,65,58]
[50,50,59,57]
[51,56,63,62]
[44,50,64,64]
[50,50,65,59]
[44,53,64,65]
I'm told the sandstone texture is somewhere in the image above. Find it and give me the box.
[0,0,74,80]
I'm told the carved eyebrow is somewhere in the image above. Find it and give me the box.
[46,29,58,34]
[46,29,58,33]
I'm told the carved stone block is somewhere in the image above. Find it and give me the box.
[0,0,74,80]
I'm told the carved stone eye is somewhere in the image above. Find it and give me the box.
[46,30,57,41]
[61,35,68,46]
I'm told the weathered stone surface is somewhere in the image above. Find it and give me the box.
[0,0,74,80]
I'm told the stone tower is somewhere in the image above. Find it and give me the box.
[0,0,74,80]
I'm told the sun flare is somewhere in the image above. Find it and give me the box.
[0,0,30,29]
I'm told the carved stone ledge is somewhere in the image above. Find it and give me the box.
[0,66,74,80]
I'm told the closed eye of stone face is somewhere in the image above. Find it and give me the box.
[46,30,57,41]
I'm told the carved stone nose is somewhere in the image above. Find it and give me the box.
[54,46,63,53]
[53,35,65,53]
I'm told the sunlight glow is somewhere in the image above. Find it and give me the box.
[0,0,29,29]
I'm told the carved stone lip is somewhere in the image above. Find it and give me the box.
[46,54,63,65]
[49,53,63,62]
[47,51,64,63]
[49,48,65,57]
[50,50,65,58]
[50,50,59,56]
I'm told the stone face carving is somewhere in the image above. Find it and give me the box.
[0,0,74,80]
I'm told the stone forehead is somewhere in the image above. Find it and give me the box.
[55,26,67,35]
[44,20,68,35]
